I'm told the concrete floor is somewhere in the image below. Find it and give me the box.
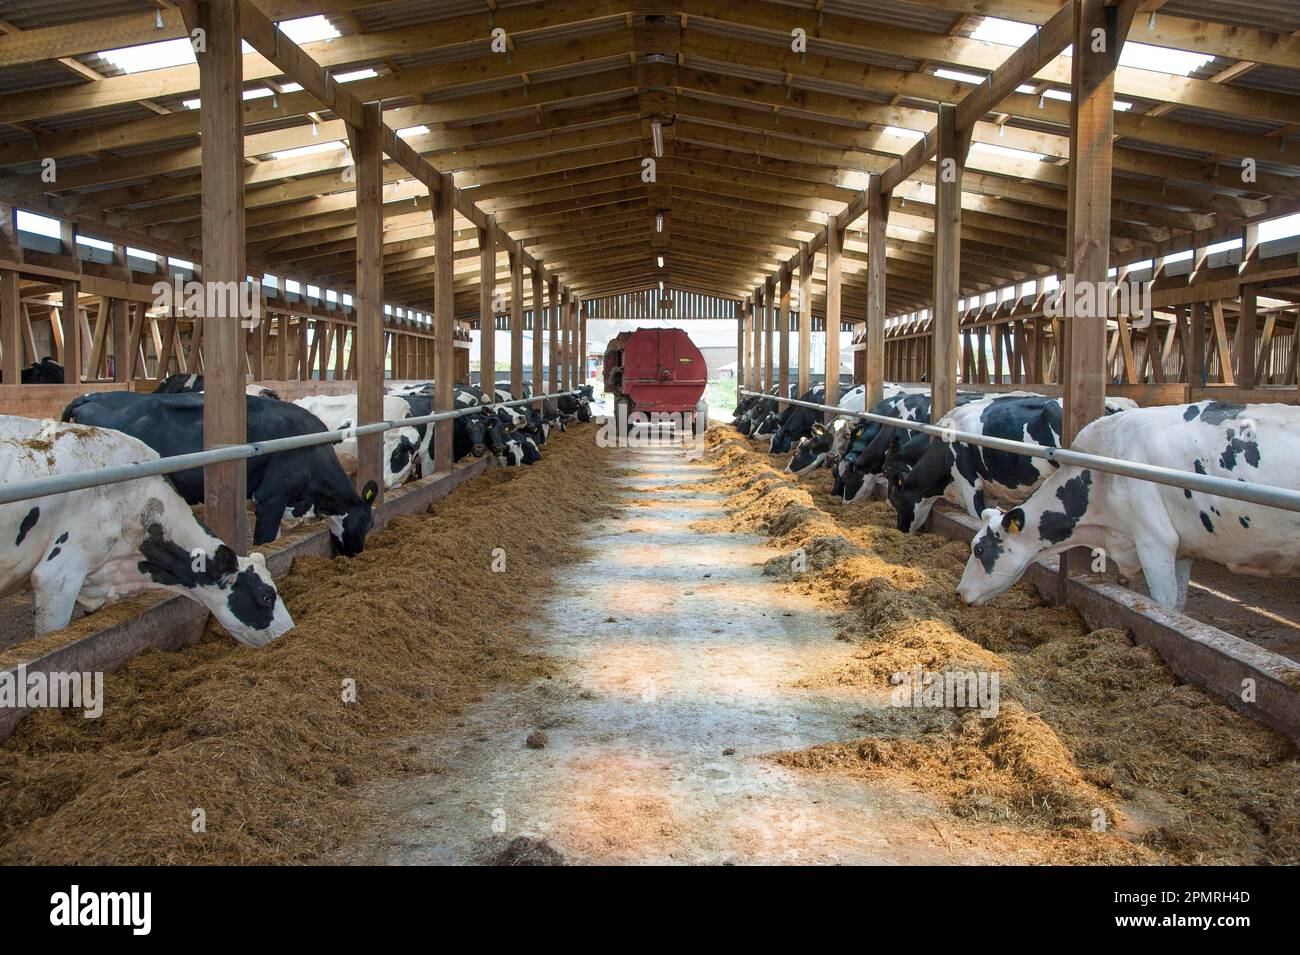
[337,441,982,865]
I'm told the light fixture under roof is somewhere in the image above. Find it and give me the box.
[655,214,663,233]
[657,256,664,268]
[651,120,663,158]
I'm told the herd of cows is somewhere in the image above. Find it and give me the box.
[1,371,592,646]
[733,382,1300,614]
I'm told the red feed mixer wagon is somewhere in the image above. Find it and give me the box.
[603,327,709,434]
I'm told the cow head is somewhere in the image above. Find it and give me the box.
[329,479,378,556]
[752,411,779,438]
[137,525,293,647]
[463,413,490,456]
[787,423,832,475]
[386,427,420,487]
[885,439,952,534]
[956,507,1035,606]
[840,464,873,503]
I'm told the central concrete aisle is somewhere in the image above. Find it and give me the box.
[340,441,986,864]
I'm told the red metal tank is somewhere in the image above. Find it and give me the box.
[603,327,707,414]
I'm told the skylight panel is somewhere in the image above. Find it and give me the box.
[278,15,341,45]
[16,211,59,238]
[1259,212,1300,243]
[99,37,253,74]
[933,68,985,85]
[270,141,346,161]
[971,17,1037,47]
[1119,41,1213,77]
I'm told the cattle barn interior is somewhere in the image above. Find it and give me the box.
[1,0,1299,872]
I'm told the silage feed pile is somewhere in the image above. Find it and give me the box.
[0,424,619,864]
[700,426,1300,865]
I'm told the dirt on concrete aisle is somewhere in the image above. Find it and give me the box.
[339,439,983,864]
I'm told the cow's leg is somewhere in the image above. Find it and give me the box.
[1135,536,1181,608]
[251,493,290,546]
[31,555,90,635]
[1174,558,1194,611]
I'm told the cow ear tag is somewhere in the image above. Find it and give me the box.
[362,480,379,503]
[1005,508,1025,534]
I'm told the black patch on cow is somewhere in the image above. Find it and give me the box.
[1219,429,1260,471]
[973,531,1003,574]
[1239,515,1251,529]
[55,532,68,544]
[1038,470,1092,544]
[1193,460,1206,475]
[1183,405,1199,421]
[226,565,277,630]
[1184,488,1192,500]
[46,547,61,561]
[1198,401,1246,425]
[15,507,39,547]
[1200,511,1215,533]
[136,523,235,589]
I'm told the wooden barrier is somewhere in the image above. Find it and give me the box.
[0,453,493,740]
[928,508,1300,744]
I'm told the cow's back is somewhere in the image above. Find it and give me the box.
[1079,403,1300,574]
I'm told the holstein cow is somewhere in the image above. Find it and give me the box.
[153,372,281,401]
[63,392,377,554]
[885,394,1138,533]
[388,387,507,476]
[292,394,421,489]
[956,402,1299,611]
[556,384,594,423]
[0,416,293,645]
[734,385,791,436]
[836,392,977,502]
[0,357,66,384]
[785,385,867,474]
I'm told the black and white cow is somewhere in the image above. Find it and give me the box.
[153,372,281,401]
[556,384,594,423]
[0,357,65,384]
[956,402,1299,611]
[886,394,1138,533]
[765,383,828,455]
[1,416,293,645]
[836,391,974,502]
[293,394,421,489]
[62,391,377,554]
[785,386,867,474]
[734,385,790,436]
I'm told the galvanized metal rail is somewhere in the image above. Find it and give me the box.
[739,388,1300,515]
[0,390,580,507]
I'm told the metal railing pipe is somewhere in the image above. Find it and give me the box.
[738,388,1300,516]
[0,390,580,507]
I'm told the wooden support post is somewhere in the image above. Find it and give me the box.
[750,286,762,392]
[478,214,496,392]
[191,0,247,552]
[932,104,970,421]
[58,220,83,383]
[548,274,559,393]
[735,303,745,394]
[763,275,775,391]
[350,101,384,501]
[0,269,17,385]
[866,175,890,408]
[778,269,792,406]
[1188,302,1206,387]
[1239,284,1259,390]
[579,302,587,386]
[509,241,524,397]
[1058,0,1133,601]
[532,264,545,393]
[560,288,571,391]
[824,221,843,419]
[433,172,455,474]
[798,242,812,397]
[1062,0,1132,442]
